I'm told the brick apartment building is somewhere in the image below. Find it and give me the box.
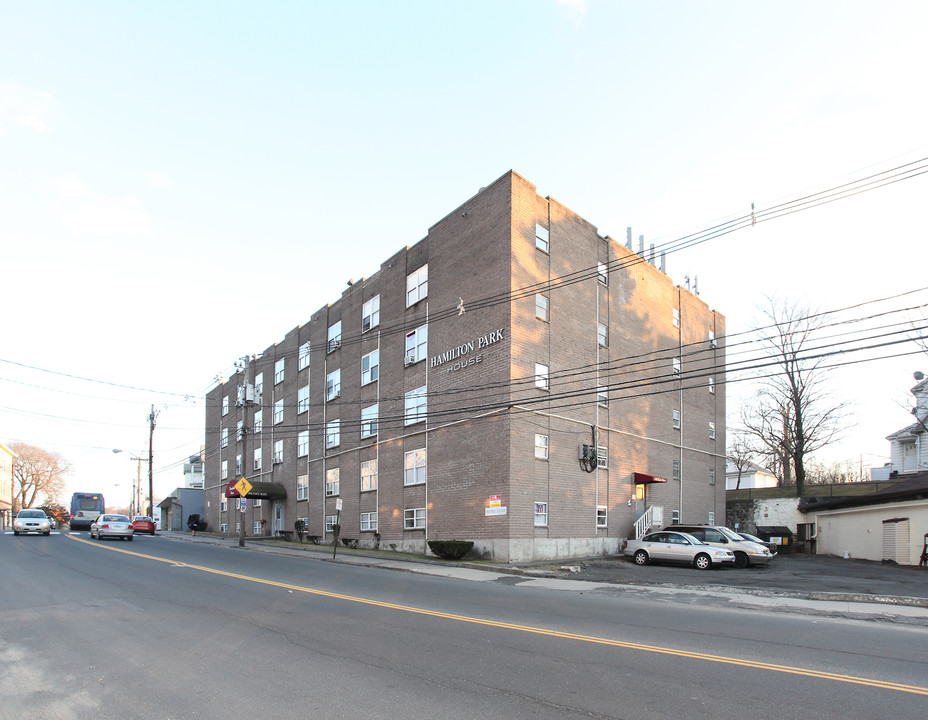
[204,171,726,562]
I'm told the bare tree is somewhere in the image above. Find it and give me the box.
[741,298,848,495]
[11,442,70,510]
[726,430,756,490]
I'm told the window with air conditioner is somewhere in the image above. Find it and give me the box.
[327,321,342,353]
[326,369,341,401]
[405,324,427,364]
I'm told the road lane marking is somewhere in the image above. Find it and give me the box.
[65,534,928,696]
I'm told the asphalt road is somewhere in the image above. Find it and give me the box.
[3,531,928,720]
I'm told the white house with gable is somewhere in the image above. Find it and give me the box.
[886,372,928,475]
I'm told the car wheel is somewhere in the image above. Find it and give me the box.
[733,552,749,569]
[127,536,133,541]
[694,553,712,570]
[13,530,19,536]
[633,549,649,566]
[44,531,50,536]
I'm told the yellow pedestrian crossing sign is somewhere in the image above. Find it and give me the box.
[234,477,253,497]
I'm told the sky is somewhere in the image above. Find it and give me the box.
[2,0,927,509]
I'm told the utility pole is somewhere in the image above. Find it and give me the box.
[147,405,158,519]
[238,357,255,548]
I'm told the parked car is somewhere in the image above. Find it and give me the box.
[90,514,134,541]
[738,532,778,557]
[13,509,51,536]
[664,524,773,568]
[624,530,735,570]
[131,516,156,535]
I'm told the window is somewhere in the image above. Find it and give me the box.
[298,384,310,413]
[325,515,338,532]
[597,445,608,469]
[596,506,607,528]
[709,422,716,440]
[598,323,608,347]
[221,428,229,448]
[672,409,681,429]
[709,467,716,485]
[672,358,681,375]
[404,448,427,486]
[297,474,308,501]
[405,386,427,425]
[253,447,262,471]
[709,376,715,394]
[274,358,285,384]
[255,372,264,397]
[672,460,680,481]
[406,264,428,306]
[534,433,549,460]
[361,350,379,385]
[361,404,379,438]
[253,521,262,535]
[361,459,378,491]
[708,511,715,525]
[709,331,717,348]
[535,363,549,390]
[221,460,228,480]
[254,409,263,434]
[274,399,284,424]
[598,262,608,286]
[273,440,283,464]
[598,386,608,407]
[325,468,339,496]
[299,341,311,371]
[327,321,342,353]
[535,293,549,321]
[405,324,427,364]
[672,509,680,524]
[253,499,261,508]
[361,511,378,532]
[535,224,549,253]
[222,395,229,416]
[404,507,426,530]
[326,369,341,401]
[534,502,548,526]
[325,419,340,449]
[236,420,243,442]
[235,454,242,475]
[362,295,380,332]
[672,309,680,328]
[221,496,228,512]
[220,522,228,533]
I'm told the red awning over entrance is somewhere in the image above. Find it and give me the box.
[634,472,668,484]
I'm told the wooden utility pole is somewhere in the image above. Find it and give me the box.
[147,405,158,518]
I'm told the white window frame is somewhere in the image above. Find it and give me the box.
[298,384,310,413]
[361,349,379,385]
[534,502,548,526]
[534,433,549,460]
[253,409,263,434]
[598,386,608,407]
[672,460,680,481]
[598,322,608,347]
[273,440,283,464]
[220,522,228,533]
[709,467,716,485]
[253,447,262,471]
[673,308,680,328]
[325,419,340,449]
[221,427,229,448]
[404,448,427,486]
[222,395,229,416]
[672,357,681,375]
[236,420,243,442]
[709,422,716,440]
[255,372,264,397]
[221,460,228,480]
[297,474,308,501]
[535,293,549,321]
[298,341,311,371]
[405,324,427,364]
[673,409,681,429]
[361,459,378,491]
[596,506,607,528]
[326,369,341,401]
[325,467,339,497]
[325,515,338,532]
[327,321,342,353]
[406,264,428,307]
[253,520,263,535]
[404,385,427,425]
[361,511,378,532]
[361,403,379,438]
[597,445,608,469]
[274,358,285,384]
[709,376,715,394]
[404,507,426,530]
[535,363,549,391]
[221,496,228,512]
[535,224,549,253]
[598,262,608,286]
[274,399,284,424]
[362,295,380,332]
[235,454,242,475]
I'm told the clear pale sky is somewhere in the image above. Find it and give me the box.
[2,1,926,507]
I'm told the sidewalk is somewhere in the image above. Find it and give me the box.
[158,531,928,623]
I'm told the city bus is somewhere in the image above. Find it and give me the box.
[69,492,105,530]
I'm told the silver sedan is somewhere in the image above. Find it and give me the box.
[90,514,134,541]
[13,509,51,536]
[624,530,735,570]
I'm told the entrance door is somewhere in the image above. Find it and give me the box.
[273,501,285,536]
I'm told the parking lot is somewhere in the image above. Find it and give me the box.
[542,552,928,602]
